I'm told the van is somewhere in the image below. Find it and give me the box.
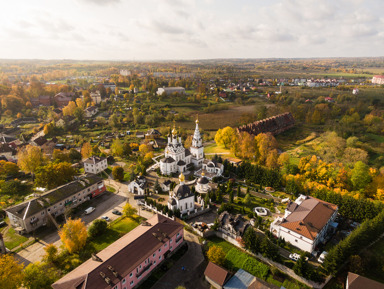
[85,207,96,215]
[318,251,328,263]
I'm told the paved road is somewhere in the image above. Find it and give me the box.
[14,179,147,266]
[153,231,209,289]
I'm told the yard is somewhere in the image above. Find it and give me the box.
[2,227,30,250]
[206,237,309,289]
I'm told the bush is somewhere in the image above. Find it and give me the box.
[112,166,124,181]
[242,257,269,280]
[88,219,108,238]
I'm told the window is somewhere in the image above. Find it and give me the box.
[154,261,156,265]
[170,239,173,243]
[170,246,173,250]
[164,243,167,248]
[158,248,161,253]
[153,253,156,258]
[60,203,62,206]
[159,255,162,260]
[129,273,133,278]
[113,286,117,289]
[295,239,298,242]
[122,279,126,284]
[130,281,134,286]
[139,265,142,269]
[53,206,56,209]
[176,232,180,237]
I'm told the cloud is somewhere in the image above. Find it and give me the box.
[76,0,120,5]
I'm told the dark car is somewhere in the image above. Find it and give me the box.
[0,221,6,227]
[112,209,122,215]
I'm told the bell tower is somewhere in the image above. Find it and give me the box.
[190,115,204,168]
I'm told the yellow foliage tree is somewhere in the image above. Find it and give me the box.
[75,98,85,110]
[17,145,45,178]
[0,254,24,289]
[207,245,226,266]
[62,101,77,116]
[123,203,137,218]
[59,218,87,254]
[81,142,92,159]
[214,127,236,149]
[255,133,278,165]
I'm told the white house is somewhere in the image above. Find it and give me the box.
[85,106,98,118]
[83,156,108,174]
[156,87,185,96]
[168,173,195,215]
[128,175,147,195]
[372,75,384,85]
[270,195,338,252]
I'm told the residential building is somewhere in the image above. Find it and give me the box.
[57,116,76,128]
[85,106,98,118]
[204,261,231,289]
[83,156,108,174]
[372,75,384,85]
[156,87,185,96]
[52,214,184,289]
[168,173,195,215]
[270,195,338,252]
[54,92,74,107]
[5,175,105,234]
[346,272,384,289]
[128,175,147,195]
[30,95,52,107]
[0,143,15,160]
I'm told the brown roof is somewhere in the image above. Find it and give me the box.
[348,272,384,289]
[52,215,183,289]
[247,277,280,289]
[280,196,337,240]
[204,262,230,286]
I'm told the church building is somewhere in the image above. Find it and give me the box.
[160,118,204,175]
[168,173,195,215]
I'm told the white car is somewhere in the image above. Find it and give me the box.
[318,251,328,263]
[289,253,300,261]
[84,207,95,215]
[101,216,111,221]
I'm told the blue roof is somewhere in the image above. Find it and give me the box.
[223,269,255,289]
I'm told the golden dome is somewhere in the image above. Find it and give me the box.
[179,173,185,183]
[172,121,177,135]
[196,114,199,124]
[201,171,205,176]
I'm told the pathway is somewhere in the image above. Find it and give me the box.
[152,231,209,289]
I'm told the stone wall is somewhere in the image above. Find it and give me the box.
[237,112,295,136]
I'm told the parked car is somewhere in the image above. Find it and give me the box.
[289,253,300,261]
[112,209,122,215]
[101,216,111,221]
[85,207,96,215]
[318,251,328,263]
[0,221,6,227]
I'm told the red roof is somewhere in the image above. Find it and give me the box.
[204,261,230,286]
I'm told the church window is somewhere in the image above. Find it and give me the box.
[190,203,192,208]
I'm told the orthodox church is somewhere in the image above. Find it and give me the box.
[160,118,204,175]
[168,173,195,215]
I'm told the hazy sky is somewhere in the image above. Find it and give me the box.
[0,0,383,60]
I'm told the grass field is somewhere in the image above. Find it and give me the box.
[2,227,29,250]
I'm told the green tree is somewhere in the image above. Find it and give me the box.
[111,139,124,157]
[73,107,85,123]
[109,113,119,130]
[112,166,124,181]
[351,161,371,191]
[0,160,19,177]
[35,162,76,190]
[123,203,137,218]
[88,219,108,239]
[23,262,59,289]
[244,193,252,206]
[243,227,261,253]
[68,148,82,163]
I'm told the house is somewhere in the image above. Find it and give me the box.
[89,92,102,104]
[54,92,74,107]
[5,174,105,234]
[30,95,52,107]
[218,212,251,239]
[85,106,98,118]
[156,87,185,96]
[57,116,76,128]
[41,138,58,156]
[372,75,384,85]
[346,272,384,289]
[204,262,231,289]
[161,180,172,192]
[128,175,147,195]
[168,173,195,215]
[52,214,184,289]
[30,136,47,147]
[10,117,38,127]
[83,156,108,174]
[0,143,16,160]
[270,195,338,252]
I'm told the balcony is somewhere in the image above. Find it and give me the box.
[136,262,153,278]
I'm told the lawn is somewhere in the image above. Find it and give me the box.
[89,216,141,252]
[2,227,29,250]
[204,143,235,158]
[106,185,116,193]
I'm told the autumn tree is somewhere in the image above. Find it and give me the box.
[43,243,58,264]
[59,218,88,254]
[81,142,92,159]
[207,245,226,266]
[215,127,236,149]
[351,161,371,191]
[17,145,45,179]
[266,149,279,169]
[35,162,76,189]
[123,203,137,218]
[23,262,59,289]
[255,133,278,165]
[112,166,124,181]
[73,107,85,123]
[62,101,77,116]
[111,139,124,157]
[0,160,19,177]
[0,254,24,289]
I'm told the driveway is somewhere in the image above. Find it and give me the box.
[153,231,209,289]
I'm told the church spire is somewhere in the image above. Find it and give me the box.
[192,115,202,148]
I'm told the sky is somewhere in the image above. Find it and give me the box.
[0,0,383,60]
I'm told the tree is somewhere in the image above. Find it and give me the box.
[351,161,371,191]
[255,133,278,165]
[112,166,124,181]
[73,107,85,123]
[0,254,24,289]
[23,262,58,289]
[17,145,45,179]
[43,244,58,264]
[35,162,76,190]
[52,149,71,163]
[81,142,92,159]
[214,127,236,149]
[111,139,124,157]
[244,193,252,206]
[69,148,82,163]
[207,245,226,266]
[88,219,108,238]
[58,218,87,254]
[243,227,261,253]
[123,203,137,218]
[123,142,132,157]
[237,186,242,198]
[266,149,279,169]
[0,180,30,196]
[109,113,119,130]
[62,101,77,116]
[349,255,364,275]
[0,160,19,177]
